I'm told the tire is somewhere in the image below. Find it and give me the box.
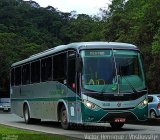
[23,105,33,124]
[60,105,70,130]
[110,122,124,130]
[150,110,157,119]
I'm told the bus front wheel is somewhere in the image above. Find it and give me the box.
[110,122,124,130]
[60,105,70,130]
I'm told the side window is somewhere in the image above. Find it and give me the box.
[11,68,15,86]
[41,57,52,82]
[53,53,67,82]
[15,66,21,86]
[67,51,76,91]
[22,64,30,85]
[148,96,153,103]
[31,61,40,83]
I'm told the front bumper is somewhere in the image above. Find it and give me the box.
[81,103,148,123]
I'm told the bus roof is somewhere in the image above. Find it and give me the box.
[11,42,138,67]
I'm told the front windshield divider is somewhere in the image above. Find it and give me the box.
[112,48,120,95]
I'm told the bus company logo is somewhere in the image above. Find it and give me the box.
[117,102,121,107]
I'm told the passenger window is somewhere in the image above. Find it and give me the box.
[53,53,67,82]
[22,64,30,85]
[15,66,21,86]
[41,57,52,82]
[31,61,40,83]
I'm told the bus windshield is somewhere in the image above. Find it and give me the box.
[80,49,146,93]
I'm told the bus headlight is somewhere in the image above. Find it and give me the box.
[83,100,100,111]
[137,99,148,109]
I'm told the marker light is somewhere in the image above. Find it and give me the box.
[72,83,76,89]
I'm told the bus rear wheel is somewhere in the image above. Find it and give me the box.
[60,105,70,130]
[110,122,124,130]
[23,105,33,124]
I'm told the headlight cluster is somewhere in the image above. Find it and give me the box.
[137,99,148,109]
[83,99,100,111]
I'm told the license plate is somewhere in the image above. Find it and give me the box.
[114,118,126,122]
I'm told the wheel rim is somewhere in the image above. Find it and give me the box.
[24,107,29,122]
[150,111,156,118]
[61,110,67,125]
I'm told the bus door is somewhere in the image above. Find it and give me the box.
[67,51,80,123]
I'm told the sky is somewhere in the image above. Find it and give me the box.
[24,0,111,15]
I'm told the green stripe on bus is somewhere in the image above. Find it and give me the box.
[11,97,78,102]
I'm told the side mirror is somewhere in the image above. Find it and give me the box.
[76,57,83,72]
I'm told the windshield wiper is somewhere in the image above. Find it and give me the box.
[120,75,137,93]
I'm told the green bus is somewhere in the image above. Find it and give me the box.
[11,42,148,129]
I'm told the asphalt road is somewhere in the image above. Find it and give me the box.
[0,111,160,140]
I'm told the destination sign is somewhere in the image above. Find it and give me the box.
[84,50,111,56]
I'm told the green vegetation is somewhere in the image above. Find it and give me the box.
[0,124,70,140]
[0,0,159,92]
[0,124,36,134]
